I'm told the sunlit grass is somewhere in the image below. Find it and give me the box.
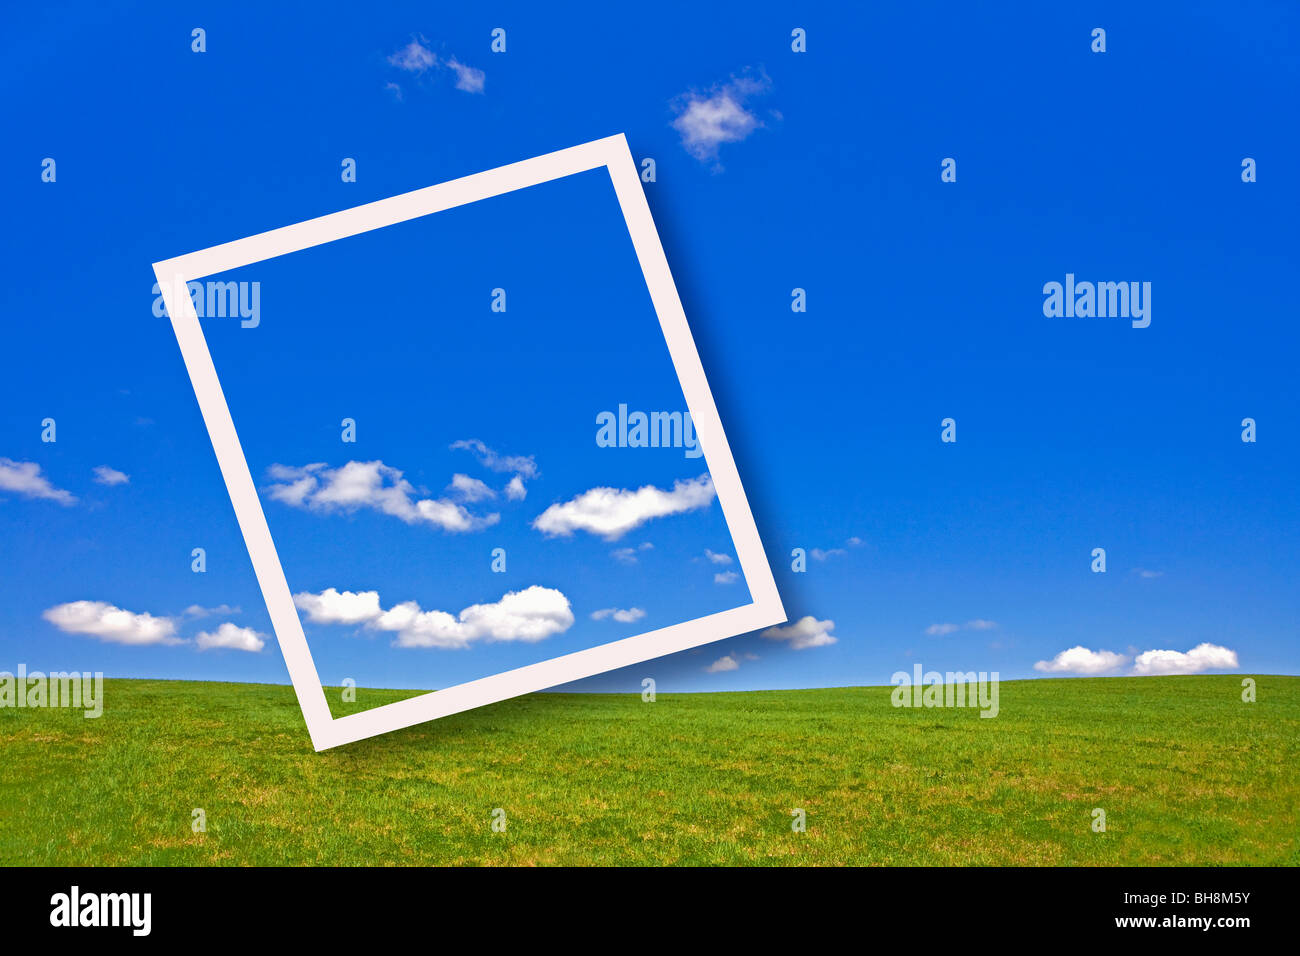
[2,675,1295,865]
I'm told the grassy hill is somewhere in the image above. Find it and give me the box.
[1,675,1296,866]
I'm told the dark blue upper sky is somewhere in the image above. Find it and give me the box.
[2,1,1296,694]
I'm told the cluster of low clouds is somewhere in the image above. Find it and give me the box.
[266,460,501,533]
[386,36,484,98]
[611,541,655,565]
[700,548,740,584]
[20,425,1246,683]
[927,611,1240,677]
[265,440,543,534]
[1034,643,1239,677]
[383,39,776,170]
[28,434,737,660]
[1,458,130,506]
[266,444,718,552]
[450,439,535,499]
[704,615,840,673]
[294,585,572,650]
[42,600,265,653]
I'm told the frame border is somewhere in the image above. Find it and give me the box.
[153,133,786,751]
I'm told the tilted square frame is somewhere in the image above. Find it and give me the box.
[153,134,786,751]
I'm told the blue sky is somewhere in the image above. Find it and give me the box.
[2,1,1296,698]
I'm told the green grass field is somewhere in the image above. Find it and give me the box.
[1,675,1295,866]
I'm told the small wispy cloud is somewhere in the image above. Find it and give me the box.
[591,607,646,624]
[448,473,495,503]
[612,542,654,564]
[703,549,733,565]
[803,536,861,562]
[1132,568,1165,579]
[0,458,76,505]
[451,439,535,501]
[671,71,771,165]
[387,37,485,94]
[714,570,740,585]
[925,619,999,636]
[92,465,130,486]
[388,37,436,73]
[183,604,240,619]
[706,654,739,673]
[450,439,537,478]
[445,57,485,93]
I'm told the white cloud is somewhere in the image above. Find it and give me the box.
[446,57,485,93]
[184,604,240,618]
[1133,568,1165,579]
[92,465,130,486]
[196,622,265,653]
[449,473,495,502]
[704,549,733,565]
[847,536,864,547]
[382,586,573,649]
[450,439,537,478]
[762,616,837,650]
[612,542,654,564]
[1132,643,1238,676]
[714,571,740,585]
[43,601,181,646]
[386,38,485,94]
[810,547,846,561]
[591,607,646,624]
[451,439,534,500]
[387,38,435,73]
[706,655,739,673]
[294,588,383,626]
[671,73,770,163]
[0,458,76,505]
[926,620,998,635]
[293,585,573,650]
[267,461,498,533]
[533,475,715,540]
[1033,646,1128,675]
